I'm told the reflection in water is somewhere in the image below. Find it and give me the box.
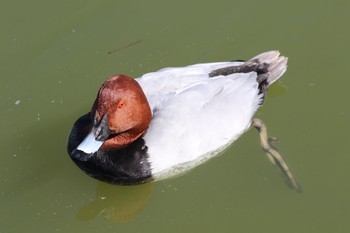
[267,81,288,98]
[76,182,155,224]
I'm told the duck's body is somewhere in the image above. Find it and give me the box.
[68,51,288,185]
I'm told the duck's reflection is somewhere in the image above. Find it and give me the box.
[76,182,155,224]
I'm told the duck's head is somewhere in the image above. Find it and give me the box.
[73,75,152,158]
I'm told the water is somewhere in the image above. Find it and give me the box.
[1,0,349,232]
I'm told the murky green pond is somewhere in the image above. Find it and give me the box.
[1,0,349,232]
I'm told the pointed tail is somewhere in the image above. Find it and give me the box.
[250,50,288,86]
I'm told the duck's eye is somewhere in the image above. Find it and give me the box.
[117,101,125,109]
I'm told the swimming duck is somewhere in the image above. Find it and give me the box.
[67,51,300,191]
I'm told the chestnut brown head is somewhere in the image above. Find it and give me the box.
[89,75,152,150]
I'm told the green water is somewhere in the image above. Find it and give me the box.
[1,0,349,232]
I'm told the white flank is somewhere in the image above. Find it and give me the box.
[137,63,261,180]
[135,51,288,180]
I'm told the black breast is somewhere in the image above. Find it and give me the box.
[67,113,153,185]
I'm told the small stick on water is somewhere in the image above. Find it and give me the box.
[251,118,302,192]
[108,40,142,54]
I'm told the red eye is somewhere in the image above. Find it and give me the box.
[117,101,125,108]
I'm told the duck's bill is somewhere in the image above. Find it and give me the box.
[75,113,111,154]
[76,130,104,154]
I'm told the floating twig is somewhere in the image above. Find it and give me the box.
[108,40,142,54]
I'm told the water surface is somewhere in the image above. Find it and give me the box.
[1,0,349,232]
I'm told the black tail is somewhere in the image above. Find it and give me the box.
[209,51,288,94]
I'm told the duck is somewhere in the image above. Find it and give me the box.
[67,50,300,191]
